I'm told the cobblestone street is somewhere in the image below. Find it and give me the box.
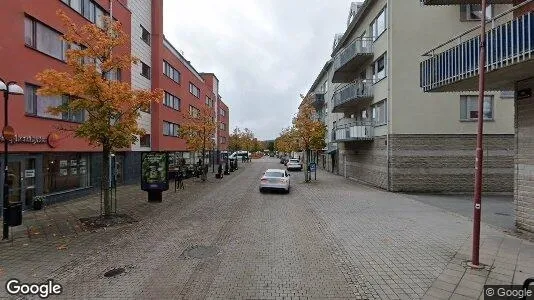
[1,157,533,299]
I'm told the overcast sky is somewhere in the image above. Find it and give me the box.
[163,0,350,140]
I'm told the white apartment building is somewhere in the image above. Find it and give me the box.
[308,0,516,193]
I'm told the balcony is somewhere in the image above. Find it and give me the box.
[332,80,374,113]
[332,37,374,83]
[333,121,374,142]
[421,11,534,92]
[311,92,325,110]
[422,0,514,5]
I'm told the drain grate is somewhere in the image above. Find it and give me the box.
[181,245,218,259]
[495,212,511,216]
[103,267,125,277]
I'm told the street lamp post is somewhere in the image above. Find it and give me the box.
[470,0,487,268]
[0,78,24,240]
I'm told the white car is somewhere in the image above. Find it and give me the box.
[286,159,303,171]
[259,169,291,193]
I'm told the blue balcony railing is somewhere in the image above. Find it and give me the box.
[421,11,533,92]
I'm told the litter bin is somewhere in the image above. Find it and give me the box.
[8,202,22,226]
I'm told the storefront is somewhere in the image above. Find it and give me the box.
[1,152,95,210]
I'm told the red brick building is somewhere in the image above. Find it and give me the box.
[0,0,230,208]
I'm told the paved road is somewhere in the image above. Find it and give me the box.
[1,157,533,299]
[403,193,515,231]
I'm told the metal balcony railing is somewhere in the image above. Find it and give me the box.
[333,121,374,141]
[332,80,374,113]
[421,10,534,92]
[422,0,515,5]
[333,37,374,75]
[311,92,325,110]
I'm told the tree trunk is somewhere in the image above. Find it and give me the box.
[102,144,112,216]
[304,148,310,182]
[201,127,207,182]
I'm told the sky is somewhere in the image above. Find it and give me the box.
[163,0,351,140]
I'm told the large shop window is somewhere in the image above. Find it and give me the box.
[460,95,494,121]
[25,84,85,122]
[43,154,91,194]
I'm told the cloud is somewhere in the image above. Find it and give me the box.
[163,0,350,140]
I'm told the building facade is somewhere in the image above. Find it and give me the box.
[308,0,516,193]
[420,0,533,232]
[0,0,230,209]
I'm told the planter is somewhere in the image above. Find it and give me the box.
[33,201,43,210]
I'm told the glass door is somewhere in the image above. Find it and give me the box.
[6,161,23,205]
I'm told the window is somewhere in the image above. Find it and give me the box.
[140,134,151,147]
[320,81,328,93]
[25,17,67,61]
[460,95,494,120]
[141,61,151,79]
[461,4,493,21]
[62,0,106,27]
[500,91,515,99]
[370,7,387,41]
[206,96,214,107]
[220,122,225,130]
[372,53,387,81]
[220,136,227,144]
[164,92,180,110]
[189,105,200,118]
[62,0,82,13]
[104,69,121,81]
[372,100,387,126]
[163,121,180,137]
[163,61,180,83]
[140,25,150,45]
[43,153,91,194]
[189,83,200,98]
[25,84,84,122]
[219,108,226,116]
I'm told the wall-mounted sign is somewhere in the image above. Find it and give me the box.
[24,169,35,178]
[0,135,47,144]
[0,132,60,148]
[141,152,169,191]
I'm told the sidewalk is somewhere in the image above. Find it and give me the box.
[0,169,240,244]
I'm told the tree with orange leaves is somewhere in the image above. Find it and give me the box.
[294,96,327,182]
[36,11,163,216]
[179,105,216,181]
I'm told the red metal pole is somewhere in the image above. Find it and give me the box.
[471,0,487,267]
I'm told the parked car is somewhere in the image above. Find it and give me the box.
[259,169,290,193]
[286,159,303,171]
[279,156,287,164]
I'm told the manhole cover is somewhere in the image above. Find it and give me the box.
[104,267,125,277]
[181,245,218,259]
[495,212,511,216]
